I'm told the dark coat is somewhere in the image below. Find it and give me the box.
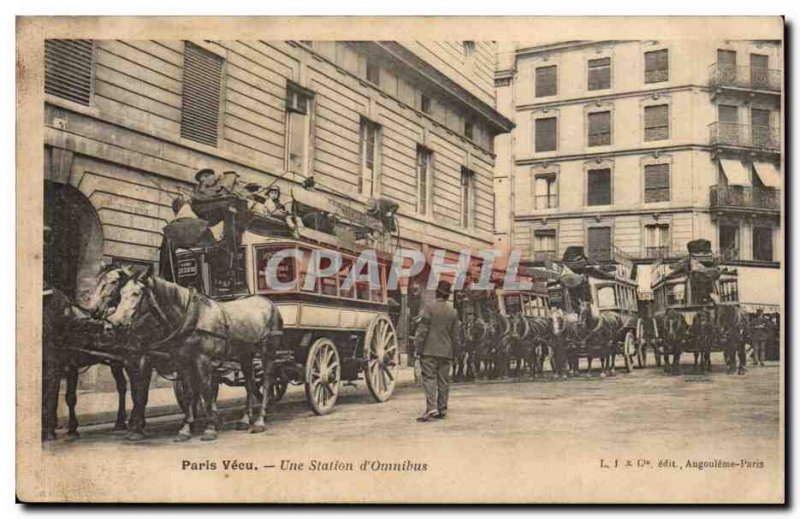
[414,300,461,359]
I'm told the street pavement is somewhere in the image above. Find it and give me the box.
[40,354,782,503]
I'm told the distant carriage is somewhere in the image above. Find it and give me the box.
[164,188,401,415]
[547,247,643,375]
[494,285,552,378]
[650,239,743,373]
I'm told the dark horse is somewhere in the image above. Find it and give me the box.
[716,305,747,375]
[576,301,623,377]
[687,308,714,373]
[106,267,283,441]
[41,267,135,441]
[657,309,689,375]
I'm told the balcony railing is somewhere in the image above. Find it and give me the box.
[718,247,740,262]
[709,64,782,92]
[534,194,558,210]
[531,251,557,262]
[709,185,780,212]
[708,122,780,151]
[644,246,671,259]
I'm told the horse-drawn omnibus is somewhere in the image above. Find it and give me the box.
[165,188,400,415]
[547,246,643,375]
[650,239,742,373]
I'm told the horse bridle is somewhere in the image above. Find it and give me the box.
[126,281,196,349]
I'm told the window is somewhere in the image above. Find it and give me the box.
[751,108,772,148]
[597,286,616,308]
[644,224,670,258]
[416,146,432,214]
[420,94,431,114]
[587,227,612,262]
[535,65,557,97]
[644,104,669,141]
[588,57,611,90]
[587,168,611,206]
[718,104,739,123]
[534,230,556,260]
[44,39,95,106]
[181,42,225,147]
[750,54,769,89]
[463,41,476,57]
[753,226,773,262]
[366,60,380,85]
[464,120,474,140]
[719,223,739,259]
[534,173,558,209]
[535,117,557,152]
[588,111,611,146]
[460,167,475,228]
[644,164,670,202]
[644,49,669,83]
[285,83,314,175]
[359,118,380,196]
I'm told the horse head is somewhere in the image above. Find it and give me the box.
[85,265,136,319]
[576,300,593,332]
[105,265,154,331]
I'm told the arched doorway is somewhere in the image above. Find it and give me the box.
[44,181,104,306]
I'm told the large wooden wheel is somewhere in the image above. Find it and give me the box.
[622,330,635,373]
[635,319,647,368]
[364,315,399,402]
[304,338,341,415]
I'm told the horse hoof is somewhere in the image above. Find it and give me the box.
[126,432,145,442]
[250,424,266,434]
[173,433,192,442]
[67,430,80,439]
[43,432,57,442]
[235,422,250,431]
[201,431,218,442]
[112,423,128,432]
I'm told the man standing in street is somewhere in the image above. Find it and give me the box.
[414,280,461,422]
[750,309,771,367]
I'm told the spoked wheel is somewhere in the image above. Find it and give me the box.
[364,315,399,402]
[635,319,647,368]
[304,338,341,415]
[622,330,635,373]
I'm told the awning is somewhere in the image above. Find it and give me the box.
[719,159,751,186]
[753,162,782,188]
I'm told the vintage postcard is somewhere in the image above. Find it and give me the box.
[17,16,784,503]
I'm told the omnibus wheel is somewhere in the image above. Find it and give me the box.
[635,319,647,369]
[623,330,635,374]
[304,338,340,415]
[364,314,399,403]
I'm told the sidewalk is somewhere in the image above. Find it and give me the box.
[60,356,418,428]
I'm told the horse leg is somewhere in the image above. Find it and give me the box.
[174,362,196,442]
[737,339,747,375]
[110,364,128,431]
[237,351,255,431]
[65,364,79,437]
[41,355,61,441]
[252,343,276,434]
[127,356,152,441]
[195,354,220,441]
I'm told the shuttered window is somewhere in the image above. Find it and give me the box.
[644,49,669,83]
[44,39,95,106]
[587,168,611,206]
[753,226,773,262]
[718,49,737,67]
[587,227,612,262]
[180,42,225,147]
[535,117,557,152]
[588,57,611,90]
[718,104,739,123]
[534,230,556,256]
[359,118,380,196]
[644,104,669,141]
[750,54,770,90]
[644,164,670,202]
[588,111,611,146]
[416,146,433,215]
[535,65,557,97]
[460,167,475,228]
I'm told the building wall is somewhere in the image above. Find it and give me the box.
[496,38,782,306]
[44,39,512,392]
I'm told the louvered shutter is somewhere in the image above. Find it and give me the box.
[588,111,611,146]
[644,164,670,202]
[587,227,611,261]
[588,57,611,90]
[644,49,669,83]
[644,104,669,141]
[535,117,557,152]
[587,168,611,206]
[718,105,739,123]
[44,39,94,106]
[535,65,557,97]
[180,42,224,147]
[718,50,737,67]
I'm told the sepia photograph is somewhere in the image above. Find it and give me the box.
[16,16,785,503]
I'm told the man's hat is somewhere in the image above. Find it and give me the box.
[436,280,452,299]
[194,168,216,182]
[267,185,281,195]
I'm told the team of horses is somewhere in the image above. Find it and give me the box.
[44,267,751,443]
